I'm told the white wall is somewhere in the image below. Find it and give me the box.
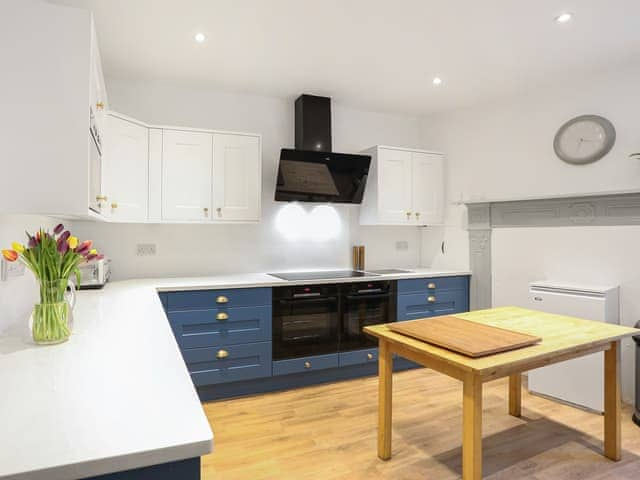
[0,215,62,333]
[420,66,640,403]
[71,79,425,279]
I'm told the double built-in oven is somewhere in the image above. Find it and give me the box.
[272,281,396,360]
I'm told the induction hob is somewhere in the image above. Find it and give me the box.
[268,270,377,281]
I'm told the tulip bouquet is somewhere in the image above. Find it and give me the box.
[2,223,103,344]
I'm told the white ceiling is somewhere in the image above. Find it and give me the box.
[52,0,640,115]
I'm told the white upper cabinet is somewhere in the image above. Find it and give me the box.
[212,133,261,222]
[360,146,444,226]
[103,114,149,222]
[411,151,444,225]
[376,148,413,223]
[162,130,213,221]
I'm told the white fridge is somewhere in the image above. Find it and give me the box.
[527,281,619,413]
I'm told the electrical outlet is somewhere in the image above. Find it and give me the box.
[395,240,409,251]
[136,243,157,256]
[1,258,26,281]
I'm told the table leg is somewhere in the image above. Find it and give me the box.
[509,373,522,417]
[378,339,393,460]
[463,373,482,480]
[604,340,621,461]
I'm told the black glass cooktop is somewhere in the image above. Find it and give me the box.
[268,270,377,281]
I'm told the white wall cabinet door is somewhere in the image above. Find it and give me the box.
[377,148,413,223]
[212,133,261,221]
[411,152,444,225]
[103,115,149,221]
[162,130,213,221]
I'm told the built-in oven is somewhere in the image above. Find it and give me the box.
[272,284,340,360]
[340,281,396,352]
[88,108,103,213]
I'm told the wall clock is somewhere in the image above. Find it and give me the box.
[553,114,616,165]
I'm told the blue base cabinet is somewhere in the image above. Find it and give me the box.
[160,275,469,401]
[82,457,200,480]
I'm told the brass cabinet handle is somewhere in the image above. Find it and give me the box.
[427,295,436,303]
[406,211,412,219]
[96,195,108,201]
[427,282,436,289]
[216,312,228,321]
[110,202,118,209]
[96,101,104,110]
[304,361,311,369]
[216,295,228,304]
[216,349,229,359]
[367,353,374,360]
[216,207,222,217]
[203,207,209,217]
[415,212,421,219]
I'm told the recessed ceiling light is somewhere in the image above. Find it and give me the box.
[555,12,573,23]
[432,77,443,86]
[194,32,206,43]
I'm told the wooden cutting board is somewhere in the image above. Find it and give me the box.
[388,316,542,358]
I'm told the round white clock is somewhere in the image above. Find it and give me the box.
[553,115,616,165]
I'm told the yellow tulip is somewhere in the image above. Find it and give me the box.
[68,236,79,249]
[89,249,97,255]
[11,242,25,253]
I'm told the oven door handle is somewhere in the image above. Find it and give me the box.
[344,293,392,301]
[278,296,338,304]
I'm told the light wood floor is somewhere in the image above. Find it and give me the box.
[201,368,640,479]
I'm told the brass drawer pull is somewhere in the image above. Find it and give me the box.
[216,295,229,304]
[427,295,436,303]
[304,361,312,369]
[216,312,228,321]
[216,349,229,359]
[367,353,374,360]
[427,282,436,289]
[406,211,412,219]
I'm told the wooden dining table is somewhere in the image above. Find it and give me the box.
[364,306,640,480]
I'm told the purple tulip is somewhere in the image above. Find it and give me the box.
[75,245,90,256]
[53,223,64,235]
[57,237,69,254]
[28,236,37,248]
[59,231,71,242]
[86,253,97,262]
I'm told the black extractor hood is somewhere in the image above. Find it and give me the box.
[275,94,371,203]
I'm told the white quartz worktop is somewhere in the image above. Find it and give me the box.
[0,267,469,480]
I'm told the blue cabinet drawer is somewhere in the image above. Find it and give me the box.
[339,348,378,367]
[182,341,272,386]
[158,292,168,310]
[168,305,271,349]
[398,275,469,294]
[397,289,469,321]
[273,353,339,376]
[166,287,271,311]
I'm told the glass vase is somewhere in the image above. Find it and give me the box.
[29,278,76,345]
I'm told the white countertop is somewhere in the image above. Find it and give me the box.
[0,267,469,480]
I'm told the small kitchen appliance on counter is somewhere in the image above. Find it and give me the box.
[78,257,111,289]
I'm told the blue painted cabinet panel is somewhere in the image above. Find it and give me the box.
[339,348,378,367]
[182,341,272,386]
[398,275,468,294]
[166,288,271,311]
[168,305,271,349]
[158,292,168,310]
[397,289,469,321]
[273,353,339,376]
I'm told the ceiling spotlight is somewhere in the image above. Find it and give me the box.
[555,12,573,23]
[432,77,443,86]
[194,32,206,43]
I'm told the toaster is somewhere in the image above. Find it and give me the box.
[78,257,111,289]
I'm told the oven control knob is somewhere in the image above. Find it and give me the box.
[427,295,436,303]
[304,361,312,369]
[367,353,374,360]
[216,295,229,304]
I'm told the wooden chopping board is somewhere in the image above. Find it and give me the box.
[388,315,542,358]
